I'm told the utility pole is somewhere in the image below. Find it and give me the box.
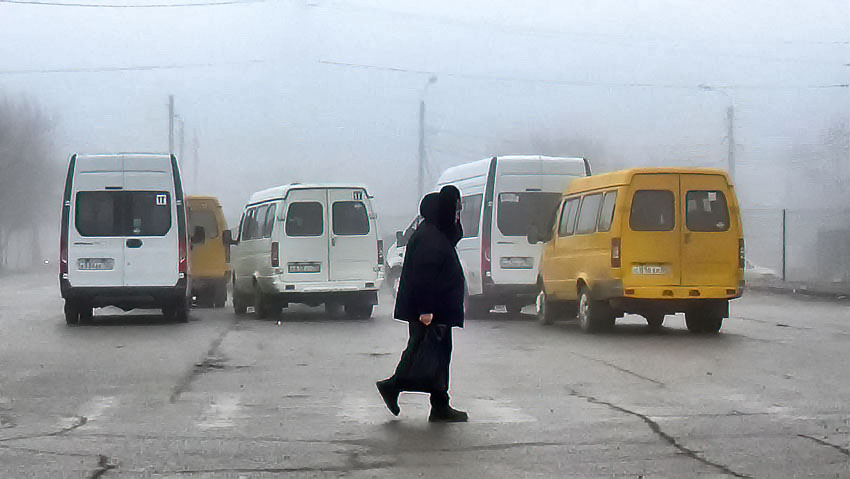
[417,75,437,201]
[177,116,185,163]
[168,94,175,155]
[192,129,199,191]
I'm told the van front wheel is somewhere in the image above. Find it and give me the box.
[536,289,556,325]
[578,286,614,333]
[345,302,373,319]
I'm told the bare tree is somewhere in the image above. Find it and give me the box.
[0,95,57,270]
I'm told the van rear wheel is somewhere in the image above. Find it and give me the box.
[213,283,227,308]
[253,284,272,319]
[233,291,248,315]
[578,286,614,333]
[536,289,556,325]
[686,312,723,333]
[644,313,664,329]
[64,301,80,326]
[345,302,373,319]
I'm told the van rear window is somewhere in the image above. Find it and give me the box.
[497,192,562,237]
[630,190,675,231]
[286,202,324,237]
[75,191,171,237]
[332,201,370,236]
[686,191,730,232]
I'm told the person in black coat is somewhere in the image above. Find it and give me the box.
[377,185,468,422]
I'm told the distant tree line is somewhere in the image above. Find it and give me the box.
[0,95,57,270]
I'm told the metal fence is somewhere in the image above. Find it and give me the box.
[742,208,850,293]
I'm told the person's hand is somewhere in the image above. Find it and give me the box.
[419,313,433,326]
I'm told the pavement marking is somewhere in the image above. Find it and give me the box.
[197,393,243,430]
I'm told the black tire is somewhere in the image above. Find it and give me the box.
[644,313,664,329]
[253,283,272,319]
[79,305,94,324]
[213,283,227,309]
[165,300,189,323]
[577,286,614,333]
[233,290,248,316]
[464,295,491,317]
[64,301,80,326]
[345,302,373,319]
[536,288,556,325]
[686,312,723,334]
[505,302,525,315]
[325,302,343,316]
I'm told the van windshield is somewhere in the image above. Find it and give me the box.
[497,192,562,237]
[75,191,171,237]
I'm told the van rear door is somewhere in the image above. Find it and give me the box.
[679,174,739,286]
[69,156,125,288]
[328,188,377,282]
[621,174,682,286]
[122,156,179,287]
[280,189,330,283]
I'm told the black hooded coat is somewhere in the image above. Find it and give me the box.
[393,188,465,328]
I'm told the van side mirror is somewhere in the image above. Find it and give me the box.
[191,226,206,244]
[222,229,235,246]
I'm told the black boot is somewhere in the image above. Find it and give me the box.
[376,380,400,416]
[428,405,468,423]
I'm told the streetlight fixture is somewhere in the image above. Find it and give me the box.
[418,75,438,200]
[698,84,735,181]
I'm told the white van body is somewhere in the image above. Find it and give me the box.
[436,155,591,313]
[59,153,190,324]
[230,183,383,318]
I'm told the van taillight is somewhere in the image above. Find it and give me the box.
[481,241,492,279]
[611,238,621,268]
[377,239,384,265]
[739,239,745,269]
[178,233,188,275]
[271,242,280,267]
[59,232,68,276]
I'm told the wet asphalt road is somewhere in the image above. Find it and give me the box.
[0,271,848,478]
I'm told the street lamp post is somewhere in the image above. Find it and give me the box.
[418,75,438,201]
[698,85,735,181]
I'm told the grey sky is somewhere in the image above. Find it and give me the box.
[1,0,847,225]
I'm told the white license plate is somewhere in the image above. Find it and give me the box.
[288,262,321,273]
[78,258,115,271]
[500,257,533,269]
[632,264,665,275]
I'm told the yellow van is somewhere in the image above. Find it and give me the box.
[187,196,231,308]
[533,168,744,333]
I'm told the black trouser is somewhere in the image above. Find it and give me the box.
[389,321,453,408]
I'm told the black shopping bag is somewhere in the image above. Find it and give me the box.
[397,324,449,393]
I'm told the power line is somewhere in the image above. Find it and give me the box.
[0,59,265,75]
[0,0,264,7]
[319,59,850,90]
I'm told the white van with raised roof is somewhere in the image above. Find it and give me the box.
[229,183,384,319]
[434,155,591,314]
[59,153,191,324]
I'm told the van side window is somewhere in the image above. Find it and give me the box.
[558,198,580,237]
[686,191,730,232]
[253,205,269,240]
[242,207,257,240]
[263,203,277,238]
[630,190,675,231]
[575,194,603,235]
[286,202,324,237]
[461,194,483,238]
[597,191,618,232]
[332,201,370,236]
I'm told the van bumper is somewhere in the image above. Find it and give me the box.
[259,277,381,305]
[620,286,742,300]
[481,283,538,300]
[610,297,730,318]
[60,275,189,309]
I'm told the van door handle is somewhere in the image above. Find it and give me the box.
[331,237,337,247]
[126,238,143,248]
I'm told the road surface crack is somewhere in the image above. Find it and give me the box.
[569,353,665,386]
[0,415,87,443]
[170,320,238,403]
[567,388,751,478]
[797,434,850,456]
